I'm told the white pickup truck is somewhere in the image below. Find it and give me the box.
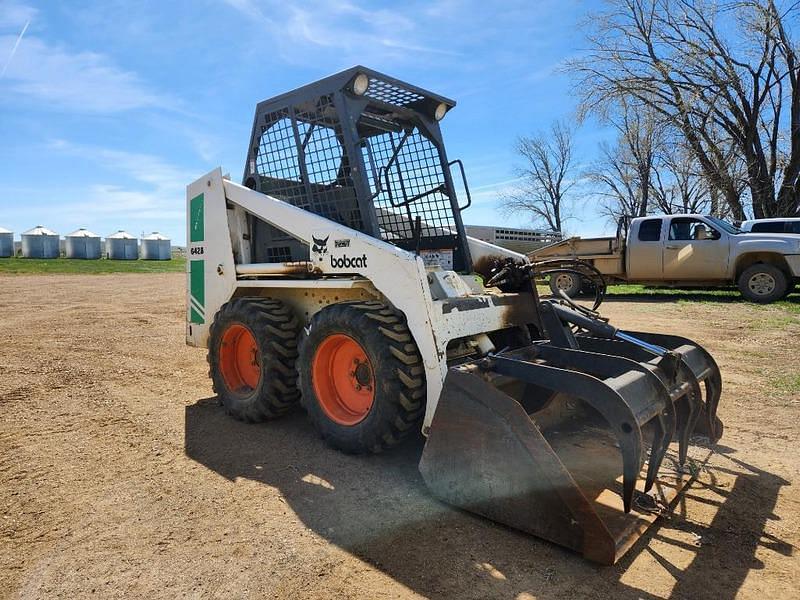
[529,214,800,303]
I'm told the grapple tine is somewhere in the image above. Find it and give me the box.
[642,374,678,492]
[488,349,660,512]
[644,414,669,493]
[647,359,679,491]
[677,361,701,465]
[627,331,724,444]
[575,334,718,462]
[684,341,723,442]
[533,342,677,497]
[704,369,723,441]
[643,352,701,466]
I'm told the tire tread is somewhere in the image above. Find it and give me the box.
[208,297,301,421]
[298,301,426,453]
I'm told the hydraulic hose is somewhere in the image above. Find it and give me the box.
[549,302,670,357]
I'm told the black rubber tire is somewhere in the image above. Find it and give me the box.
[737,263,788,304]
[549,271,583,297]
[298,301,426,454]
[208,297,301,421]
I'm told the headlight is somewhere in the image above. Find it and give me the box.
[352,73,369,96]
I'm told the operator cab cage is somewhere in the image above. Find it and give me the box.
[242,66,473,272]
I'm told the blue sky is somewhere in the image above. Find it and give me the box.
[0,0,612,245]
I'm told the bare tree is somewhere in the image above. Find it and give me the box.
[570,0,800,219]
[651,142,710,214]
[587,139,644,221]
[501,121,577,232]
[585,100,661,220]
[588,103,743,219]
[768,0,800,215]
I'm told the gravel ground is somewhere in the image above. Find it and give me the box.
[0,273,798,599]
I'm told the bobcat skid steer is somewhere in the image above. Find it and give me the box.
[185,67,723,565]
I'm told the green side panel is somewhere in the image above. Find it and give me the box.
[189,193,205,243]
[190,259,205,324]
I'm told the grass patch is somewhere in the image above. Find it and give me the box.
[754,298,800,314]
[0,257,186,274]
[605,283,800,314]
[606,283,738,298]
[773,373,800,394]
[747,313,800,330]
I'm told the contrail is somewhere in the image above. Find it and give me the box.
[1,20,30,79]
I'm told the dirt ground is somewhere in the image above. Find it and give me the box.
[0,273,798,599]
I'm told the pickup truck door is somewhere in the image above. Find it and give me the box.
[627,217,665,279]
[662,217,729,279]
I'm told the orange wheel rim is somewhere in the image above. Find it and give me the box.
[312,333,375,426]
[219,323,261,394]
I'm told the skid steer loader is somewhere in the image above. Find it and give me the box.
[185,67,723,565]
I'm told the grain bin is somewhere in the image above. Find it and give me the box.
[65,228,102,259]
[141,231,171,260]
[0,227,12,257]
[21,225,60,258]
[106,230,138,260]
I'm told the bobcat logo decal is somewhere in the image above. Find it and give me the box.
[311,235,329,262]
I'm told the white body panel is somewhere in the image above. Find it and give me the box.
[186,169,536,431]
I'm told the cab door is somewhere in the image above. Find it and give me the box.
[662,217,729,279]
[627,217,665,279]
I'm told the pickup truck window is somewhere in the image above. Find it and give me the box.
[751,221,786,233]
[669,217,720,241]
[706,216,742,234]
[638,218,662,241]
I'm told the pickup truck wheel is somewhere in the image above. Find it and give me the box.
[737,264,788,303]
[549,271,582,297]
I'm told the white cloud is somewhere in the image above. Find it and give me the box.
[0,35,175,112]
[222,0,461,64]
[222,0,265,20]
[468,178,523,207]
[144,115,221,163]
[81,185,183,218]
[49,139,191,191]
[41,140,191,231]
[0,0,37,28]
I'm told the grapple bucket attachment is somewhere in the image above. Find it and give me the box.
[419,329,722,565]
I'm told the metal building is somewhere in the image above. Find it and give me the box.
[21,225,60,258]
[140,232,171,260]
[65,228,102,259]
[106,230,139,260]
[0,227,12,257]
[465,224,563,254]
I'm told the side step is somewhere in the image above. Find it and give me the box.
[419,330,722,565]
